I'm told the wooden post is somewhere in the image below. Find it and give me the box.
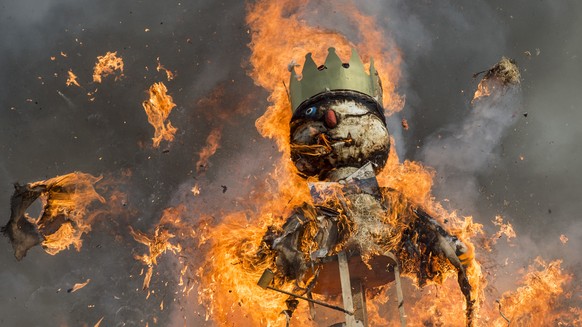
[351,278,368,327]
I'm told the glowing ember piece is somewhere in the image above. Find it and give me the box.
[92,51,124,83]
[191,184,201,196]
[156,57,175,81]
[66,69,80,87]
[2,172,105,260]
[94,317,104,327]
[196,127,222,173]
[68,278,91,293]
[142,82,178,148]
[560,234,568,244]
[60,51,67,57]
[401,118,409,130]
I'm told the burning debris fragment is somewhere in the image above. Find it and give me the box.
[472,57,521,103]
[156,57,175,81]
[2,172,105,260]
[142,82,178,148]
[130,207,183,290]
[68,278,91,293]
[196,127,222,173]
[66,69,80,87]
[92,51,124,83]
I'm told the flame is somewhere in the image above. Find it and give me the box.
[196,127,222,173]
[33,172,106,254]
[493,258,575,326]
[156,57,175,81]
[472,79,494,103]
[472,57,520,103]
[142,82,178,148]
[92,51,124,83]
[130,207,183,290]
[490,215,516,245]
[66,69,80,87]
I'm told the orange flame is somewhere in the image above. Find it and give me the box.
[130,207,183,290]
[142,82,178,148]
[34,172,105,254]
[493,258,574,326]
[472,79,494,103]
[491,215,516,244]
[156,57,175,81]
[66,69,80,87]
[92,51,124,83]
[196,127,222,173]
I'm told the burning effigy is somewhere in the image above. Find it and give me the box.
[250,48,478,326]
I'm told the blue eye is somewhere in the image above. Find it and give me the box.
[305,107,316,117]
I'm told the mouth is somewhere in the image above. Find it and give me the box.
[290,133,353,157]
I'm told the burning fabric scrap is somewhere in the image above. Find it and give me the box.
[253,48,479,326]
[2,172,104,260]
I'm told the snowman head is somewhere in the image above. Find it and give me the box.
[288,48,390,179]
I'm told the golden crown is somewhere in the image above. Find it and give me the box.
[289,47,383,112]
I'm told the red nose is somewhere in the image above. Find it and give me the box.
[324,109,337,128]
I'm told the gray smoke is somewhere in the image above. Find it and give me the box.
[1,0,581,326]
[420,85,522,213]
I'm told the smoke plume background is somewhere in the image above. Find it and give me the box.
[0,0,580,326]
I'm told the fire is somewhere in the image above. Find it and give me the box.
[196,127,222,173]
[130,207,183,291]
[156,57,175,81]
[92,51,124,83]
[37,173,106,254]
[490,215,517,246]
[1,172,105,259]
[142,82,178,148]
[66,69,80,87]
[192,0,482,325]
[493,258,575,326]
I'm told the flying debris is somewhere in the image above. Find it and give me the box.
[472,57,521,103]
[68,278,91,293]
[2,172,105,260]
[257,48,478,326]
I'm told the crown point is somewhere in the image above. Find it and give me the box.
[324,47,342,68]
[349,48,364,70]
[302,53,318,76]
